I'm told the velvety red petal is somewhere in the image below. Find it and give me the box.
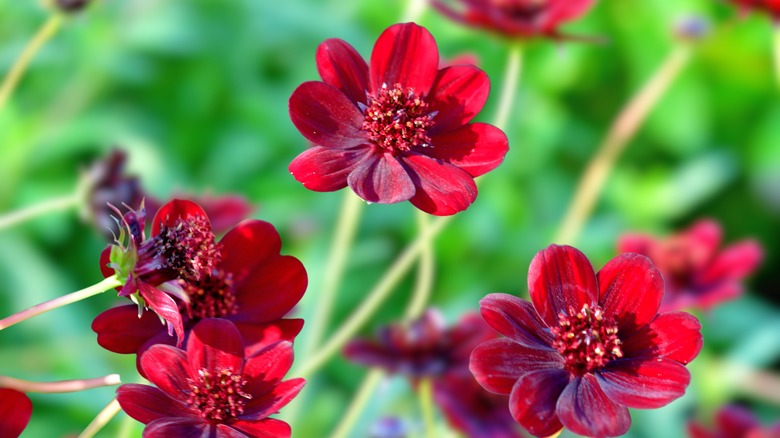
[237,319,304,357]
[230,418,291,438]
[427,123,508,178]
[138,283,185,346]
[213,424,249,438]
[243,378,305,419]
[0,388,32,438]
[347,153,416,204]
[556,375,631,437]
[427,65,489,133]
[243,341,295,395]
[92,304,167,354]
[528,245,598,328]
[289,81,367,149]
[289,146,371,192]
[316,38,369,105]
[233,255,307,322]
[621,311,702,364]
[187,318,245,375]
[597,358,691,408]
[140,345,192,401]
[99,246,117,283]
[116,384,195,424]
[151,199,209,237]
[191,194,254,235]
[616,233,654,255]
[509,369,569,437]
[479,293,554,349]
[370,23,439,96]
[470,338,564,395]
[698,240,763,284]
[143,417,210,437]
[402,153,477,216]
[219,220,282,280]
[598,253,663,334]
[448,313,497,364]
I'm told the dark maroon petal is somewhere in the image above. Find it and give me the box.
[556,375,631,437]
[140,345,192,401]
[347,153,416,204]
[316,38,370,105]
[688,219,723,259]
[151,199,209,237]
[116,384,195,424]
[0,388,32,438]
[688,282,743,311]
[479,293,554,349]
[92,304,167,354]
[138,283,185,346]
[470,338,564,395]
[427,65,489,133]
[191,194,254,235]
[427,123,508,178]
[237,319,304,357]
[242,378,305,419]
[219,220,281,280]
[598,253,663,334]
[621,311,702,364]
[402,153,477,216]
[187,318,245,375]
[528,245,598,328]
[143,417,210,437]
[289,146,372,192]
[343,339,398,370]
[289,81,367,149]
[597,358,691,408]
[213,424,249,438]
[448,313,498,364]
[509,369,569,437]
[229,419,291,438]
[616,233,654,256]
[243,341,295,395]
[233,255,307,322]
[99,246,118,283]
[716,405,761,436]
[698,240,763,284]
[370,23,439,96]
[541,0,596,31]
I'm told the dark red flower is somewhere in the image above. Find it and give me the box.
[0,388,32,438]
[117,318,304,437]
[618,219,763,313]
[94,212,306,371]
[728,0,780,20]
[470,245,703,437]
[288,22,508,215]
[431,0,596,39]
[688,405,780,438]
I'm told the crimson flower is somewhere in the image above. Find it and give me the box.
[288,22,508,215]
[431,0,596,39]
[117,318,304,437]
[0,388,32,438]
[470,245,703,437]
[728,0,780,20]
[618,219,763,313]
[688,405,780,438]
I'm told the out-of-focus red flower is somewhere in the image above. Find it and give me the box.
[688,405,780,438]
[0,388,32,438]
[431,0,596,39]
[618,219,763,313]
[288,22,508,215]
[470,245,703,437]
[117,318,304,437]
[728,0,780,20]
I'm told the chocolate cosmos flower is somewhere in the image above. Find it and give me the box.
[688,405,780,438]
[618,219,763,313]
[432,0,596,39]
[117,318,304,437]
[0,388,32,438]
[289,22,508,215]
[470,245,703,437]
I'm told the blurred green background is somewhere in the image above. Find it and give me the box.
[0,0,778,436]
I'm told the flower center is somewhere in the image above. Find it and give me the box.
[362,83,434,153]
[181,269,239,319]
[187,368,252,422]
[551,304,622,375]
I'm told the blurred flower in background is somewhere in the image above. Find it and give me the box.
[0,388,32,438]
[687,405,780,438]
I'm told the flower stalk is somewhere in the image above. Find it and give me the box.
[0,193,80,231]
[494,43,524,131]
[419,377,436,438]
[774,24,780,90]
[329,369,384,438]
[404,211,435,321]
[78,398,122,438]
[0,374,120,393]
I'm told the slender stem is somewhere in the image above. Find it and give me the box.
[296,216,451,378]
[0,193,79,231]
[0,275,122,330]
[0,374,121,393]
[78,398,122,438]
[553,45,691,245]
[404,212,435,321]
[419,378,436,438]
[493,43,524,132]
[329,369,384,438]
[774,24,780,91]
[0,15,63,110]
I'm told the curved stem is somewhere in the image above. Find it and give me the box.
[0,15,63,110]
[553,45,691,245]
[419,378,436,438]
[493,43,524,132]
[404,212,435,321]
[329,369,384,438]
[0,374,120,393]
[0,193,79,231]
[78,398,122,438]
[0,275,122,330]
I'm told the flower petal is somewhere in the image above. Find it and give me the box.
[116,384,195,424]
[316,38,369,105]
[598,253,663,334]
[140,345,192,401]
[144,417,210,437]
[187,318,245,375]
[597,358,691,408]
[237,319,304,357]
[716,405,761,436]
[509,369,569,437]
[151,199,209,237]
[243,378,305,420]
[92,304,167,354]
[542,0,597,32]
[370,23,439,96]
[556,374,631,437]
[230,419,291,438]
[243,341,295,395]
[289,146,372,192]
[213,424,249,438]
[427,65,489,132]
[621,311,702,364]
[343,339,398,371]
[447,313,498,365]
[528,245,598,328]
[402,153,477,216]
[698,240,763,285]
[347,153,416,204]
[191,194,254,235]
[0,388,32,438]
[138,283,185,346]
[233,255,307,322]
[616,233,655,255]
[479,293,554,349]
[289,81,367,149]
[219,220,282,279]
[427,123,509,177]
[470,338,564,395]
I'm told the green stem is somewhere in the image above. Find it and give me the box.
[553,45,691,245]
[329,369,384,438]
[0,275,122,330]
[0,193,79,231]
[493,43,524,132]
[419,378,436,438]
[78,397,122,438]
[774,24,780,91]
[0,374,120,393]
[403,212,435,321]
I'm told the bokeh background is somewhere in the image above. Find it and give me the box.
[0,0,778,436]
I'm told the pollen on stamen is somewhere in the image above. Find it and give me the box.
[180,269,238,319]
[550,304,623,375]
[187,368,252,422]
[361,83,435,153]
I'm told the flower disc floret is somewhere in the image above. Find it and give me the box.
[187,368,252,422]
[551,304,622,375]
[362,83,434,153]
